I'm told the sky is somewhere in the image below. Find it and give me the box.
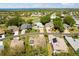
[0,3,79,8]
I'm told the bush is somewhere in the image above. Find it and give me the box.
[0,16,7,24]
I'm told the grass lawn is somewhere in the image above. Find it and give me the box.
[69,27,79,33]
[47,43,52,56]
[52,28,60,33]
[21,16,40,22]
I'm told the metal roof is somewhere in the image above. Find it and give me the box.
[65,36,79,51]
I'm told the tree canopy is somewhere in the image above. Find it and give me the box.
[64,16,76,26]
[40,14,50,25]
[6,16,25,27]
[0,16,7,24]
[53,17,64,32]
[26,19,33,24]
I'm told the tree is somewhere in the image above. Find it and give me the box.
[53,17,64,32]
[63,11,68,14]
[0,15,7,24]
[26,19,33,24]
[2,39,11,56]
[40,14,50,25]
[64,16,76,26]
[76,49,79,56]
[56,11,61,17]
[6,16,25,27]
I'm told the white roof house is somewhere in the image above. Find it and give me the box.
[61,13,66,17]
[65,36,79,51]
[33,22,44,30]
[0,35,5,40]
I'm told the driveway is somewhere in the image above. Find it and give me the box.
[45,27,55,43]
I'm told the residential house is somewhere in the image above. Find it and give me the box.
[71,12,79,28]
[0,28,5,51]
[0,28,5,41]
[61,13,66,18]
[64,36,79,52]
[8,26,19,40]
[33,22,44,30]
[45,22,54,28]
[20,24,32,35]
[31,12,42,17]
[8,26,19,36]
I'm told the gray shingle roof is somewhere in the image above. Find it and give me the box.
[20,24,32,30]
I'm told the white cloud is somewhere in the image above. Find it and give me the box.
[61,3,74,6]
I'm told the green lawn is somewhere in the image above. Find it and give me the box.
[21,16,40,22]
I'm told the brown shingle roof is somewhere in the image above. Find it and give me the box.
[8,26,19,32]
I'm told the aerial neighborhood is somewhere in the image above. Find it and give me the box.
[0,9,79,56]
